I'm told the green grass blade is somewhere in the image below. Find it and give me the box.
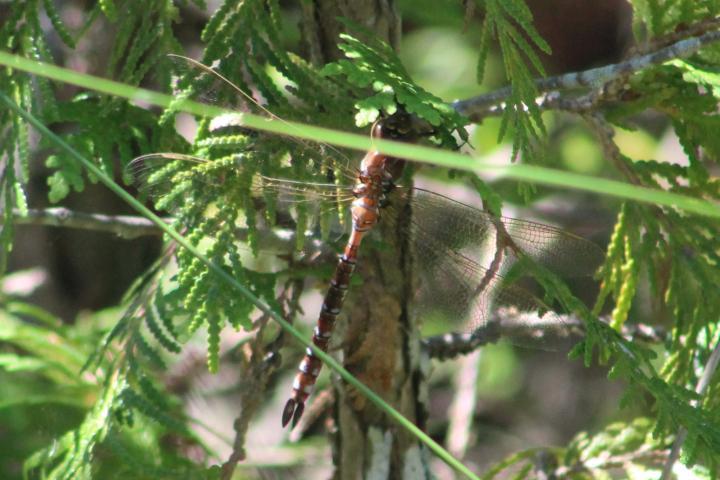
[0,92,482,480]
[0,50,717,218]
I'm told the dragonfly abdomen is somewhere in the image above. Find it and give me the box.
[281,145,389,428]
[281,248,360,427]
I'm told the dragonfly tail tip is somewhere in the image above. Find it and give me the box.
[282,398,305,428]
[292,401,305,427]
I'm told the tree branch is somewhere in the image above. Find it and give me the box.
[584,112,642,184]
[422,308,666,360]
[13,208,164,239]
[453,22,720,121]
[12,208,328,256]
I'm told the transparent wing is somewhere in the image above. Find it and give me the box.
[408,187,605,277]
[383,187,604,347]
[129,153,354,203]
[165,54,359,182]
[128,153,222,200]
[127,152,355,237]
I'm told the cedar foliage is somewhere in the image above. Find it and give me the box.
[0,1,719,479]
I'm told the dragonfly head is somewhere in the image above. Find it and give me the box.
[370,110,435,181]
[377,110,435,142]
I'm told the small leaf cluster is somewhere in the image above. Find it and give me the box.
[483,418,682,479]
[630,0,720,38]
[566,11,720,472]
[0,296,207,480]
[146,0,354,372]
[0,0,185,273]
[464,2,720,472]
[474,0,551,163]
[590,48,720,467]
[321,29,469,148]
[0,1,61,274]
[520,256,720,471]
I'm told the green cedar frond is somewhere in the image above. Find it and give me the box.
[322,32,469,148]
[0,1,69,273]
[42,0,77,47]
[2,1,180,240]
[24,365,127,480]
[587,50,720,462]
[630,0,720,38]
[119,387,188,434]
[474,0,550,164]
[206,303,222,373]
[132,330,168,370]
[7,287,198,476]
[101,432,211,480]
[98,0,118,21]
[42,98,168,203]
[145,302,182,354]
[480,447,542,479]
[5,1,720,476]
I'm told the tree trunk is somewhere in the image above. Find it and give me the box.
[299,3,432,479]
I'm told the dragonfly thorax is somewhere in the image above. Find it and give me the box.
[359,149,387,179]
[351,196,380,232]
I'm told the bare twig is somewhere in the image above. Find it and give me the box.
[423,308,577,360]
[453,23,720,121]
[11,207,332,258]
[472,88,606,118]
[221,280,304,479]
[660,333,720,479]
[445,348,481,458]
[13,207,164,239]
[584,113,642,184]
[422,308,666,360]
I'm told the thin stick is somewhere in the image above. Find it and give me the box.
[423,309,666,360]
[453,25,720,120]
[13,208,163,239]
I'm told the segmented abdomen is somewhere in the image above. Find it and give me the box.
[281,253,356,427]
[281,148,385,428]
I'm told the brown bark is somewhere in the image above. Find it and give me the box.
[298,3,430,479]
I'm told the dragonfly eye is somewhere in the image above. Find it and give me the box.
[379,110,436,142]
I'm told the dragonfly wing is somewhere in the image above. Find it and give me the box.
[382,187,601,348]
[127,153,228,213]
[407,214,566,338]
[167,54,259,113]
[127,151,354,245]
[165,54,359,182]
[409,187,605,277]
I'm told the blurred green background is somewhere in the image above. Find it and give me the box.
[1,1,679,478]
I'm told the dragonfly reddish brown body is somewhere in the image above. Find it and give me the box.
[130,55,605,431]
[281,121,399,427]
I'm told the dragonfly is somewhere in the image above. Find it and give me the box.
[129,55,605,429]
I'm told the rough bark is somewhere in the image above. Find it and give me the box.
[299,3,431,479]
